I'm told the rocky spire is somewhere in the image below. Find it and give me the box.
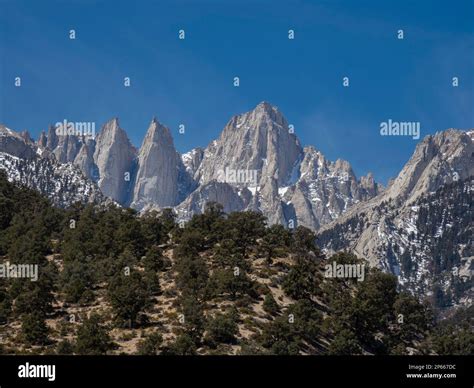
[37,130,47,148]
[46,124,58,150]
[131,118,183,211]
[93,118,136,204]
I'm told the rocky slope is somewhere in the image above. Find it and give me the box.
[317,129,474,310]
[0,151,102,207]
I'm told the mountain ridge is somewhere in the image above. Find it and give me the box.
[0,102,385,231]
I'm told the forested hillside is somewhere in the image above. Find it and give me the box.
[317,178,473,313]
[0,171,472,355]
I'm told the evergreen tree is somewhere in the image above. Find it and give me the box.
[179,294,206,344]
[351,270,398,352]
[164,333,197,355]
[206,308,239,345]
[175,248,209,300]
[60,260,95,304]
[283,252,322,300]
[328,328,362,355]
[223,211,266,257]
[136,331,163,355]
[259,224,292,264]
[291,226,318,254]
[56,340,74,355]
[21,312,49,346]
[74,314,113,355]
[212,268,255,300]
[108,271,152,328]
[263,293,280,316]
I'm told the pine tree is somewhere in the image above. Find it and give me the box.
[21,312,49,346]
[136,331,163,355]
[283,252,322,301]
[259,224,291,264]
[263,293,280,316]
[108,271,152,328]
[205,308,239,345]
[74,314,113,355]
[179,294,206,344]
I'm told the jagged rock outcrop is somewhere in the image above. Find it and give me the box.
[74,140,98,181]
[383,129,474,204]
[319,129,474,259]
[93,118,136,204]
[359,172,380,200]
[131,118,187,211]
[181,102,382,228]
[46,124,59,150]
[0,125,37,159]
[52,133,83,164]
[175,181,252,220]
[2,103,383,227]
[37,130,47,148]
[182,147,204,177]
[274,146,382,229]
[196,101,303,186]
[36,119,136,203]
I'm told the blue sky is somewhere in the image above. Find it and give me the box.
[1,0,473,184]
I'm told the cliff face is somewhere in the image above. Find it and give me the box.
[93,118,136,204]
[131,118,186,211]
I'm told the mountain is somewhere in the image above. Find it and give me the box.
[36,119,136,204]
[0,151,103,207]
[195,101,303,186]
[276,147,383,229]
[317,129,474,311]
[0,103,383,228]
[1,107,472,317]
[0,125,37,159]
[2,106,469,237]
[131,118,194,211]
[93,118,136,204]
[1,124,104,207]
[178,102,381,228]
